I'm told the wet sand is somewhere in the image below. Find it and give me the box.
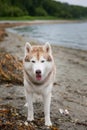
[0,22,87,130]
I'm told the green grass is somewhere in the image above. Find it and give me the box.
[0,15,86,21]
[0,15,59,21]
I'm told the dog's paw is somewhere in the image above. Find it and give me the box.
[45,120,52,126]
[27,116,34,121]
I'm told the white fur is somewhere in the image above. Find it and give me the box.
[23,42,55,126]
[24,79,53,126]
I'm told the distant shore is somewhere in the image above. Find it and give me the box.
[0,19,87,25]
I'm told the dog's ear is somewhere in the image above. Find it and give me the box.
[44,42,52,54]
[25,42,31,54]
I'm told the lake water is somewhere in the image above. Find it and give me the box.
[9,22,87,50]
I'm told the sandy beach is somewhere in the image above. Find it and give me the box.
[0,21,87,130]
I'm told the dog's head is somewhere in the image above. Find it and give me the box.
[23,42,54,83]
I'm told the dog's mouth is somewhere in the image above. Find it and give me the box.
[36,74,42,81]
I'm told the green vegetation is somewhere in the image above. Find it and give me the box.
[0,0,87,20]
[0,16,59,20]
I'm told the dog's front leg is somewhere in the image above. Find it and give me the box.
[43,92,52,126]
[26,92,34,121]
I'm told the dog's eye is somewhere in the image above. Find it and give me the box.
[41,60,45,63]
[31,60,35,63]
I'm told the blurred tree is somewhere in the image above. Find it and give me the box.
[0,0,87,19]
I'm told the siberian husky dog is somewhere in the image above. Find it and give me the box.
[23,42,56,126]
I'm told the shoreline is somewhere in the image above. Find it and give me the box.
[0,20,87,52]
[0,21,87,58]
[0,19,87,23]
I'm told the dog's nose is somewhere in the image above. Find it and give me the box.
[36,70,41,75]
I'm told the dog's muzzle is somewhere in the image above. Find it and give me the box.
[35,70,42,81]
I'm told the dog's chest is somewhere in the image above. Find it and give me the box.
[31,85,46,95]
